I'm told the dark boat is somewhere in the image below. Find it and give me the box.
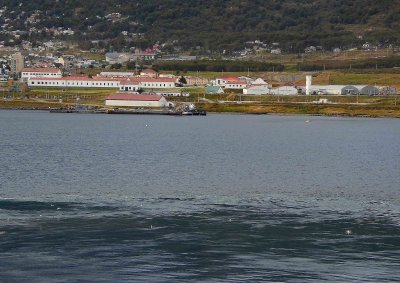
[50,106,105,114]
[182,109,207,116]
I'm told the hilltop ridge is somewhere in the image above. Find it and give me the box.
[1,0,400,52]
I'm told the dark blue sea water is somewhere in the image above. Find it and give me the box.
[1,110,400,282]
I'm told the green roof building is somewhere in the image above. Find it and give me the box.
[205,85,224,95]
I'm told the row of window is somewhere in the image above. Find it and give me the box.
[30,81,118,86]
[121,83,175,88]
[121,86,137,90]
[141,83,174,87]
[22,73,60,76]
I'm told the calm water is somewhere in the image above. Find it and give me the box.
[1,110,400,282]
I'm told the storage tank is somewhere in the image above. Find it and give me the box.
[306,75,312,95]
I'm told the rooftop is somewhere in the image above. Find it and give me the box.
[22,67,61,73]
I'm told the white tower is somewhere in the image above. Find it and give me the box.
[306,75,312,95]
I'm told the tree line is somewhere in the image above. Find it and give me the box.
[152,60,284,72]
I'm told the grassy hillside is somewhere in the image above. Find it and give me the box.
[1,0,400,51]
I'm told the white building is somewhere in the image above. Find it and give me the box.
[119,78,177,91]
[225,81,247,89]
[214,76,251,89]
[308,85,345,95]
[271,86,299,96]
[100,71,136,78]
[105,93,167,107]
[27,76,121,88]
[243,84,270,95]
[21,67,62,80]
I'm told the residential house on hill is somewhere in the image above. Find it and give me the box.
[105,52,130,64]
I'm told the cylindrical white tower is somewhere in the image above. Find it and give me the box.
[306,75,312,95]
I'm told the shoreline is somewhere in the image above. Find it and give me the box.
[1,105,399,119]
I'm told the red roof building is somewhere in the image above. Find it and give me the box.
[105,93,167,107]
[27,76,120,88]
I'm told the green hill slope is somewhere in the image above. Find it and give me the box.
[1,0,400,52]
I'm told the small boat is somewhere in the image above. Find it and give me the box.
[182,109,207,116]
[181,104,207,116]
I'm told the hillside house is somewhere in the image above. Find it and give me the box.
[105,52,130,64]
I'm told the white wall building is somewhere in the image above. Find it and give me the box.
[140,78,176,88]
[100,71,136,77]
[271,86,299,96]
[119,79,141,91]
[225,81,247,89]
[215,76,247,88]
[309,85,349,95]
[119,78,177,91]
[105,93,167,107]
[28,76,121,88]
[243,84,270,95]
[21,68,62,80]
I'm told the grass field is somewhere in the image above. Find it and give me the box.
[310,71,400,90]
[201,102,400,117]
[2,93,399,117]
